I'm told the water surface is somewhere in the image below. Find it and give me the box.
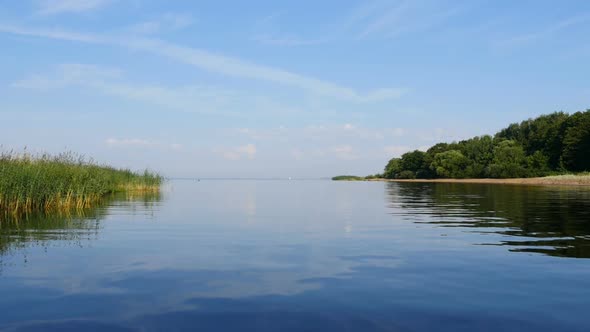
[1,180,589,331]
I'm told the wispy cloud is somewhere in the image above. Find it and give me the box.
[349,0,466,39]
[127,38,406,102]
[290,148,305,160]
[416,127,462,142]
[356,1,410,38]
[127,13,195,35]
[106,138,153,147]
[36,0,113,16]
[360,88,407,102]
[0,23,406,102]
[233,125,408,143]
[251,11,324,47]
[215,144,257,160]
[12,64,121,89]
[383,145,412,157]
[332,145,358,160]
[105,138,182,150]
[252,34,324,47]
[499,13,590,48]
[13,64,244,115]
[0,24,103,42]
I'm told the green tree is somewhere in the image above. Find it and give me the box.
[561,110,590,171]
[400,150,427,173]
[426,143,451,156]
[488,140,528,178]
[457,135,494,177]
[495,112,569,169]
[525,112,568,169]
[397,170,416,179]
[383,158,402,179]
[431,150,469,178]
[382,110,589,179]
[526,151,550,177]
[399,150,433,179]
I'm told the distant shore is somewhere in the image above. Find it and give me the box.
[336,175,590,186]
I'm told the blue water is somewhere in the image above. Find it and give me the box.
[1,180,589,331]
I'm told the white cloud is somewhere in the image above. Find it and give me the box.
[0,24,103,43]
[169,143,183,151]
[233,125,408,143]
[0,24,406,103]
[36,0,112,16]
[290,148,304,160]
[237,144,257,159]
[251,12,324,47]
[360,88,407,102]
[12,64,250,115]
[333,145,357,160]
[105,138,182,150]
[393,128,407,136]
[498,13,590,48]
[350,1,465,39]
[127,38,405,102]
[356,1,410,38]
[252,34,323,47]
[383,145,411,157]
[216,144,257,160]
[128,13,194,35]
[416,127,461,142]
[161,13,194,30]
[12,64,121,89]
[334,145,353,154]
[106,138,153,147]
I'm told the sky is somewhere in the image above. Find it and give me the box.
[0,0,588,178]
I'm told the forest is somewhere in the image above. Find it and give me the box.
[382,110,590,179]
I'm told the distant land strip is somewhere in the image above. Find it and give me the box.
[359,175,590,186]
[336,174,590,187]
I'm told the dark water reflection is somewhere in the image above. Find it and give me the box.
[387,183,590,258]
[0,180,589,331]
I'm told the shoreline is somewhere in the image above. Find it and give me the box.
[360,175,590,186]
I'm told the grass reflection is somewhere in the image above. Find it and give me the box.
[0,191,162,272]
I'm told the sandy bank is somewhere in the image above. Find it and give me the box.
[365,175,590,186]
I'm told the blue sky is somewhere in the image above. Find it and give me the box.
[0,0,588,178]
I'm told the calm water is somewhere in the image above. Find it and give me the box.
[1,180,589,331]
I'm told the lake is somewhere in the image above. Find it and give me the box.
[1,180,589,331]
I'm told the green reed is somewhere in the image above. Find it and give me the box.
[0,151,162,216]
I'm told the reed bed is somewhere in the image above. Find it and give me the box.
[0,151,162,216]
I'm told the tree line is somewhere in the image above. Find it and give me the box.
[383,110,590,179]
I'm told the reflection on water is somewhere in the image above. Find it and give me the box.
[0,191,163,274]
[387,183,590,258]
[0,180,589,332]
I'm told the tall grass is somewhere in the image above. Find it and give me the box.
[0,151,162,216]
